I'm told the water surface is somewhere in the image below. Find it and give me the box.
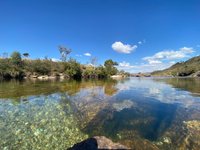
[1,78,200,149]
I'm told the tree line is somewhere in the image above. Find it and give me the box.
[0,50,126,80]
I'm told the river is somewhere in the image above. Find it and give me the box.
[1,77,200,149]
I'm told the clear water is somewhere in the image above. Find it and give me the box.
[1,77,200,149]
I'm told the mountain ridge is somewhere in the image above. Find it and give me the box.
[151,55,200,77]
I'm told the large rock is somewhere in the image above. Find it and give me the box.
[68,136,129,150]
[37,75,49,80]
[193,71,200,77]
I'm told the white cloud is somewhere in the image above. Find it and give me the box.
[180,47,194,53]
[84,53,91,57]
[148,60,162,64]
[112,41,137,54]
[117,60,176,73]
[143,47,195,64]
[133,63,173,73]
[114,46,195,73]
[51,58,60,62]
[119,61,135,69]
[138,41,142,45]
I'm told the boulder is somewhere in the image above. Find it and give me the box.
[193,71,200,77]
[68,136,129,150]
[38,75,49,80]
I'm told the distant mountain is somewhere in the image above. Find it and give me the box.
[151,56,200,77]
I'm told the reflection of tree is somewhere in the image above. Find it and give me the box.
[0,79,119,101]
[60,80,82,96]
[157,78,200,95]
[104,79,118,96]
[60,79,119,96]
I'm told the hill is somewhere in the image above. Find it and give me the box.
[151,55,200,77]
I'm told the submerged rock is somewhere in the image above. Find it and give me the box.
[68,136,129,150]
[179,120,200,149]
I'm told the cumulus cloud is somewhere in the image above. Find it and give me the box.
[119,61,135,69]
[133,63,174,73]
[112,41,137,54]
[143,47,195,64]
[117,47,195,73]
[117,60,179,73]
[84,53,91,56]
[51,58,60,62]
[148,60,162,65]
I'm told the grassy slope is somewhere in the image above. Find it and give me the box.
[151,55,200,76]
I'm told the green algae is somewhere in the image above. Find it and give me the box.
[0,94,88,150]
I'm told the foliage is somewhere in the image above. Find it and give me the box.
[10,51,22,66]
[63,59,82,79]
[104,59,118,76]
[0,52,124,80]
[0,52,24,79]
[26,59,51,75]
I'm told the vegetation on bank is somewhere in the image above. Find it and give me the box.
[0,51,129,80]
[151,55,200,77]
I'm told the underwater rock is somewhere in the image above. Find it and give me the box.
[68,136,129,150]
[163,137,171,144]
[179,120,200,149]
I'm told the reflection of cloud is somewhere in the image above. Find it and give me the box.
[112,100,134,111]
[116,78,200,107]
[149,88,161,95]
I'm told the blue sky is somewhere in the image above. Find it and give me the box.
[0,0,200,73]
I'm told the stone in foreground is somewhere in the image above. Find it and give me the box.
[68,136,130,150]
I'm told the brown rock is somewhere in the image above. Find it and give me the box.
[68,136,130,150]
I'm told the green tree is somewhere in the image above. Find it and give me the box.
[64,59,82,79]
[104,59,118,76]
[10,51,22,66]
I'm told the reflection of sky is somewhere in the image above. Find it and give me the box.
[116,78,200,107]
[71,87,109,102]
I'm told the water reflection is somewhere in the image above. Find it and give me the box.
[1,78,200,149]
[155,77,200,96]
[0,79,118,99]
[84,99,177,141]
